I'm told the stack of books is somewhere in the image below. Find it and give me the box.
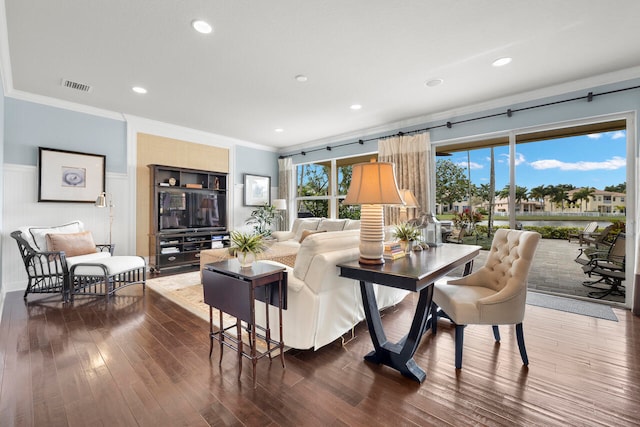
[161,246,180,254]
[383,241,406,260]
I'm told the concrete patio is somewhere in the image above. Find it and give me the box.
[452,237,626,305]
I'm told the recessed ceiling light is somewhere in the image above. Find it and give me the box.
[295,75,308,82]
[274,128,284,133]
[192,20,213,34]
[132,86,147,94]
[492,57,512,67]
[350,104,362,110]
[425,78,444,87]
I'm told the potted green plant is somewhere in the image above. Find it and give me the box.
[246,203,282,237]
[228,230,266,267]
[392,222,421,252]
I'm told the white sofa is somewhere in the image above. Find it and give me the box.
[254,229,409,350]
[271,217,361,248]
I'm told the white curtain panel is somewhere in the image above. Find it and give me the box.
[278,157,294,230]
[378,132,431,225]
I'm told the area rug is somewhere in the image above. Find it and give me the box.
[146,271,210,321]
[526,291,618,321]
[146,271,272,351]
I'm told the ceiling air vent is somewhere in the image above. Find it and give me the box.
[61,79,92,93]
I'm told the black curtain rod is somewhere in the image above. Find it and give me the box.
[279,84,640,159]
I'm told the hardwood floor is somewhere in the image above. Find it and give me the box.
[1,286,639,426]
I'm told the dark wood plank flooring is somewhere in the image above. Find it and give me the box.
[1,285,639,426]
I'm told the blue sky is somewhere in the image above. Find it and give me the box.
[447,130,627,191]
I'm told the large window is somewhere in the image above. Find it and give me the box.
[295,154,375,219]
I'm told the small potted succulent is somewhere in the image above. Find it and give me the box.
[228,230,266,267]
[392,222,421,253]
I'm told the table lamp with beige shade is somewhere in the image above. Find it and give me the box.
[343,161,404,265]
[398,189,419,223]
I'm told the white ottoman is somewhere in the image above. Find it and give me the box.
[69,256,146,300]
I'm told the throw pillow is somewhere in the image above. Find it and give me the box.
[299,229,326,243]
[317,219,346,232]
[294,221,321,242]
[28,221,84,251]
[46,231,97,257]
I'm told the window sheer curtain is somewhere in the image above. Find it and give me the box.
[378,132,431,225]
[278,157,294,230]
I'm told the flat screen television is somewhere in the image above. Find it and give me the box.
[158,189,226,232]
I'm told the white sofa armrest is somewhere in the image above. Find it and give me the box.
[257,260,304,292]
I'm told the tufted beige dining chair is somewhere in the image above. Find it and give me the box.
[431,228,541,369]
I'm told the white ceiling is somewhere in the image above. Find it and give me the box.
[3,0,640,149]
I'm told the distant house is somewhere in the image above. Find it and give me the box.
[544,188,626,214]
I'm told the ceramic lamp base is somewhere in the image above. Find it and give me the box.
[358,204,385,264]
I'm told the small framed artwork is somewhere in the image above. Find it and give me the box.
[38,147,106,203]
[243,174,271,206]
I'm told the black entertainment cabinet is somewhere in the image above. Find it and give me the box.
[149,164,229,273]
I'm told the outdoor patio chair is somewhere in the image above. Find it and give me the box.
[431,229,541,369]
[581,224,614,248]
[567,221,598,246]
[446,227,466,244]
[576,232,625,299]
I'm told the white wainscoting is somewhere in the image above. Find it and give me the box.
[2,164,132,294]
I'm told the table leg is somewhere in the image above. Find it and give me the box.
[278,275,285,369]
[360,280,433,383]
[219,309,224,365]
[236,319,243,378]
[209,307,214,358]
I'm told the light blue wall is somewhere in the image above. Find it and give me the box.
[281,78,640,162]
[4,98,127,173]
[235,145,279,186]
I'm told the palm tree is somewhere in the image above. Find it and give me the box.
[529,185,548,211]
[547,184,574,212]
[571,187,596,212]
[497,185,529,213]
[514,186,529,213]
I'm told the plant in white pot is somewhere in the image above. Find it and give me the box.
[228,230,266,268]
[392,222,421,253]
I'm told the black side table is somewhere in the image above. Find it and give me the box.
[202,259,287,387]
[338,244,479,383]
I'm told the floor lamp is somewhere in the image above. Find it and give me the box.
[272,199,287,231]
[95,192,114,245]
[343,161,404,265]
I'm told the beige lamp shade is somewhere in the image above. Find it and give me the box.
[273,199,287,210]
[343,162,404,205]
[398,189,419,208]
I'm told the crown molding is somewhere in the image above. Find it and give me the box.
[123,114,275,152]
[5,89,125,121]
[283,65,640,154]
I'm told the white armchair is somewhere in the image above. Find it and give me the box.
[431,229,541,369]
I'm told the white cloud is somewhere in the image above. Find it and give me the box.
[498,152,526,165]
[455,161,483,170]
[587,133,602,139]
[530,156,625,171]
[611,131,625,140]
